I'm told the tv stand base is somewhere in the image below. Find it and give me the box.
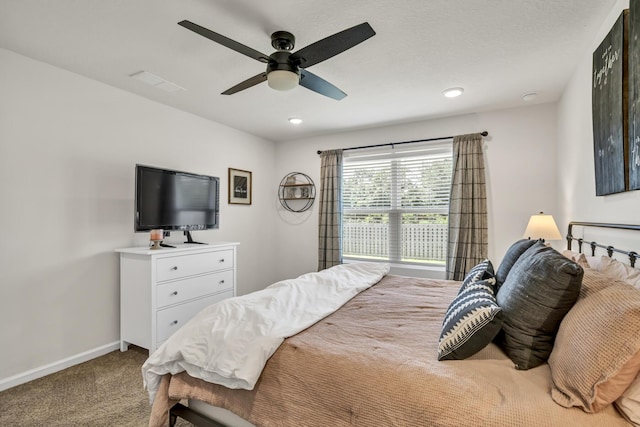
[184,230,205,245]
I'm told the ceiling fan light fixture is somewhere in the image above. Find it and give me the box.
[178,20,375,99]
[267,70,299,91]
[443,87,464,98]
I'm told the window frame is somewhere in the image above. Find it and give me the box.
[341,142,452,267]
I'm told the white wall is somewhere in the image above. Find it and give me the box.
[0,48,279,384]
[274,103,559,281]
[557,0,640,238]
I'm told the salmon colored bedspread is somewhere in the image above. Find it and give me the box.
[149,275,630,427]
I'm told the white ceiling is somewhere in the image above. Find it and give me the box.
[0,0,617,141]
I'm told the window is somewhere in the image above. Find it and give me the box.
[342,142,452,266]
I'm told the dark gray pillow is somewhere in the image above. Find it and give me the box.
[495,239,538,286]
[495,242,583,370]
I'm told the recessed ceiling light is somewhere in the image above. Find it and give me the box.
[288,117,302,125]
[443,87,464,98]
[522,92,538,102]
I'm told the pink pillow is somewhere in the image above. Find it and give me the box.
[616,373,640,424]
[599,256,640,289]
[561,250,602,270]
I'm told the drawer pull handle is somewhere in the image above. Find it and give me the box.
[171,291,178,296]
[219,280,225,284]
[219,259,225,263]
[171,266,178,271]
[171,320,178,325]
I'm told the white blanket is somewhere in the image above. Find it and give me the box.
[142,262,390,402]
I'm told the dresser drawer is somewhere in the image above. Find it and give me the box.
[156,290,234,342]
[156,270,234,308]
[156,249,234,282]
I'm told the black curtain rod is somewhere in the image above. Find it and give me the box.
[316,131,488,155]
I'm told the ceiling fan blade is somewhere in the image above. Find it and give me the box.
[290,22,375,68]
[178,20,270,63]
[299,69,346,100]
[221,72,267,95]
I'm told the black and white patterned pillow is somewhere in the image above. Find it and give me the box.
[459,259,495,293]
[438,279,503,361]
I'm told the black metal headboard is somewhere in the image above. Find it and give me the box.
[566,221,640,267]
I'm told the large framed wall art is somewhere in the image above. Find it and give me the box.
[592,10,628,196]
[629,0,640,190]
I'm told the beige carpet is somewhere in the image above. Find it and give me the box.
[0,346,191,427]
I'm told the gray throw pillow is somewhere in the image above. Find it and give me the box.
[496,242,583,370]
[495,239,538,286]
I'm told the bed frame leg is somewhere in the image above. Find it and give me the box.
[169,402,227,427]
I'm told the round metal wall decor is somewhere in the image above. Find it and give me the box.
[278,172,316,212]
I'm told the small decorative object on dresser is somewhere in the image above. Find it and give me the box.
[115,242,239,354]
[228,168,252,205]
[149,229,163,249]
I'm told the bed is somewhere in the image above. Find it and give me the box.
[144,221,640,427]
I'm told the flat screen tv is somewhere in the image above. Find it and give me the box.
[135,165,220,239]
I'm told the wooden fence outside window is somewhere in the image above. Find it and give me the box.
[343,223,447,264]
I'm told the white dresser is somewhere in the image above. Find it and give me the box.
[115,242,239,354]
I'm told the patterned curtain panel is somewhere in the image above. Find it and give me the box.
[318,149,343,271]
[446,133,488,280]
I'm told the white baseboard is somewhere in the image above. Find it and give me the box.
[0,341,120,392]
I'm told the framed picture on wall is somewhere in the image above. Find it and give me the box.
[228,168,252,205]
[592,10,628,196]
[629,0,640,190]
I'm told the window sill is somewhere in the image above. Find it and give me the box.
[342,259,446,280]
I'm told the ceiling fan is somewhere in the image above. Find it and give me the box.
[177,20,375,100]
